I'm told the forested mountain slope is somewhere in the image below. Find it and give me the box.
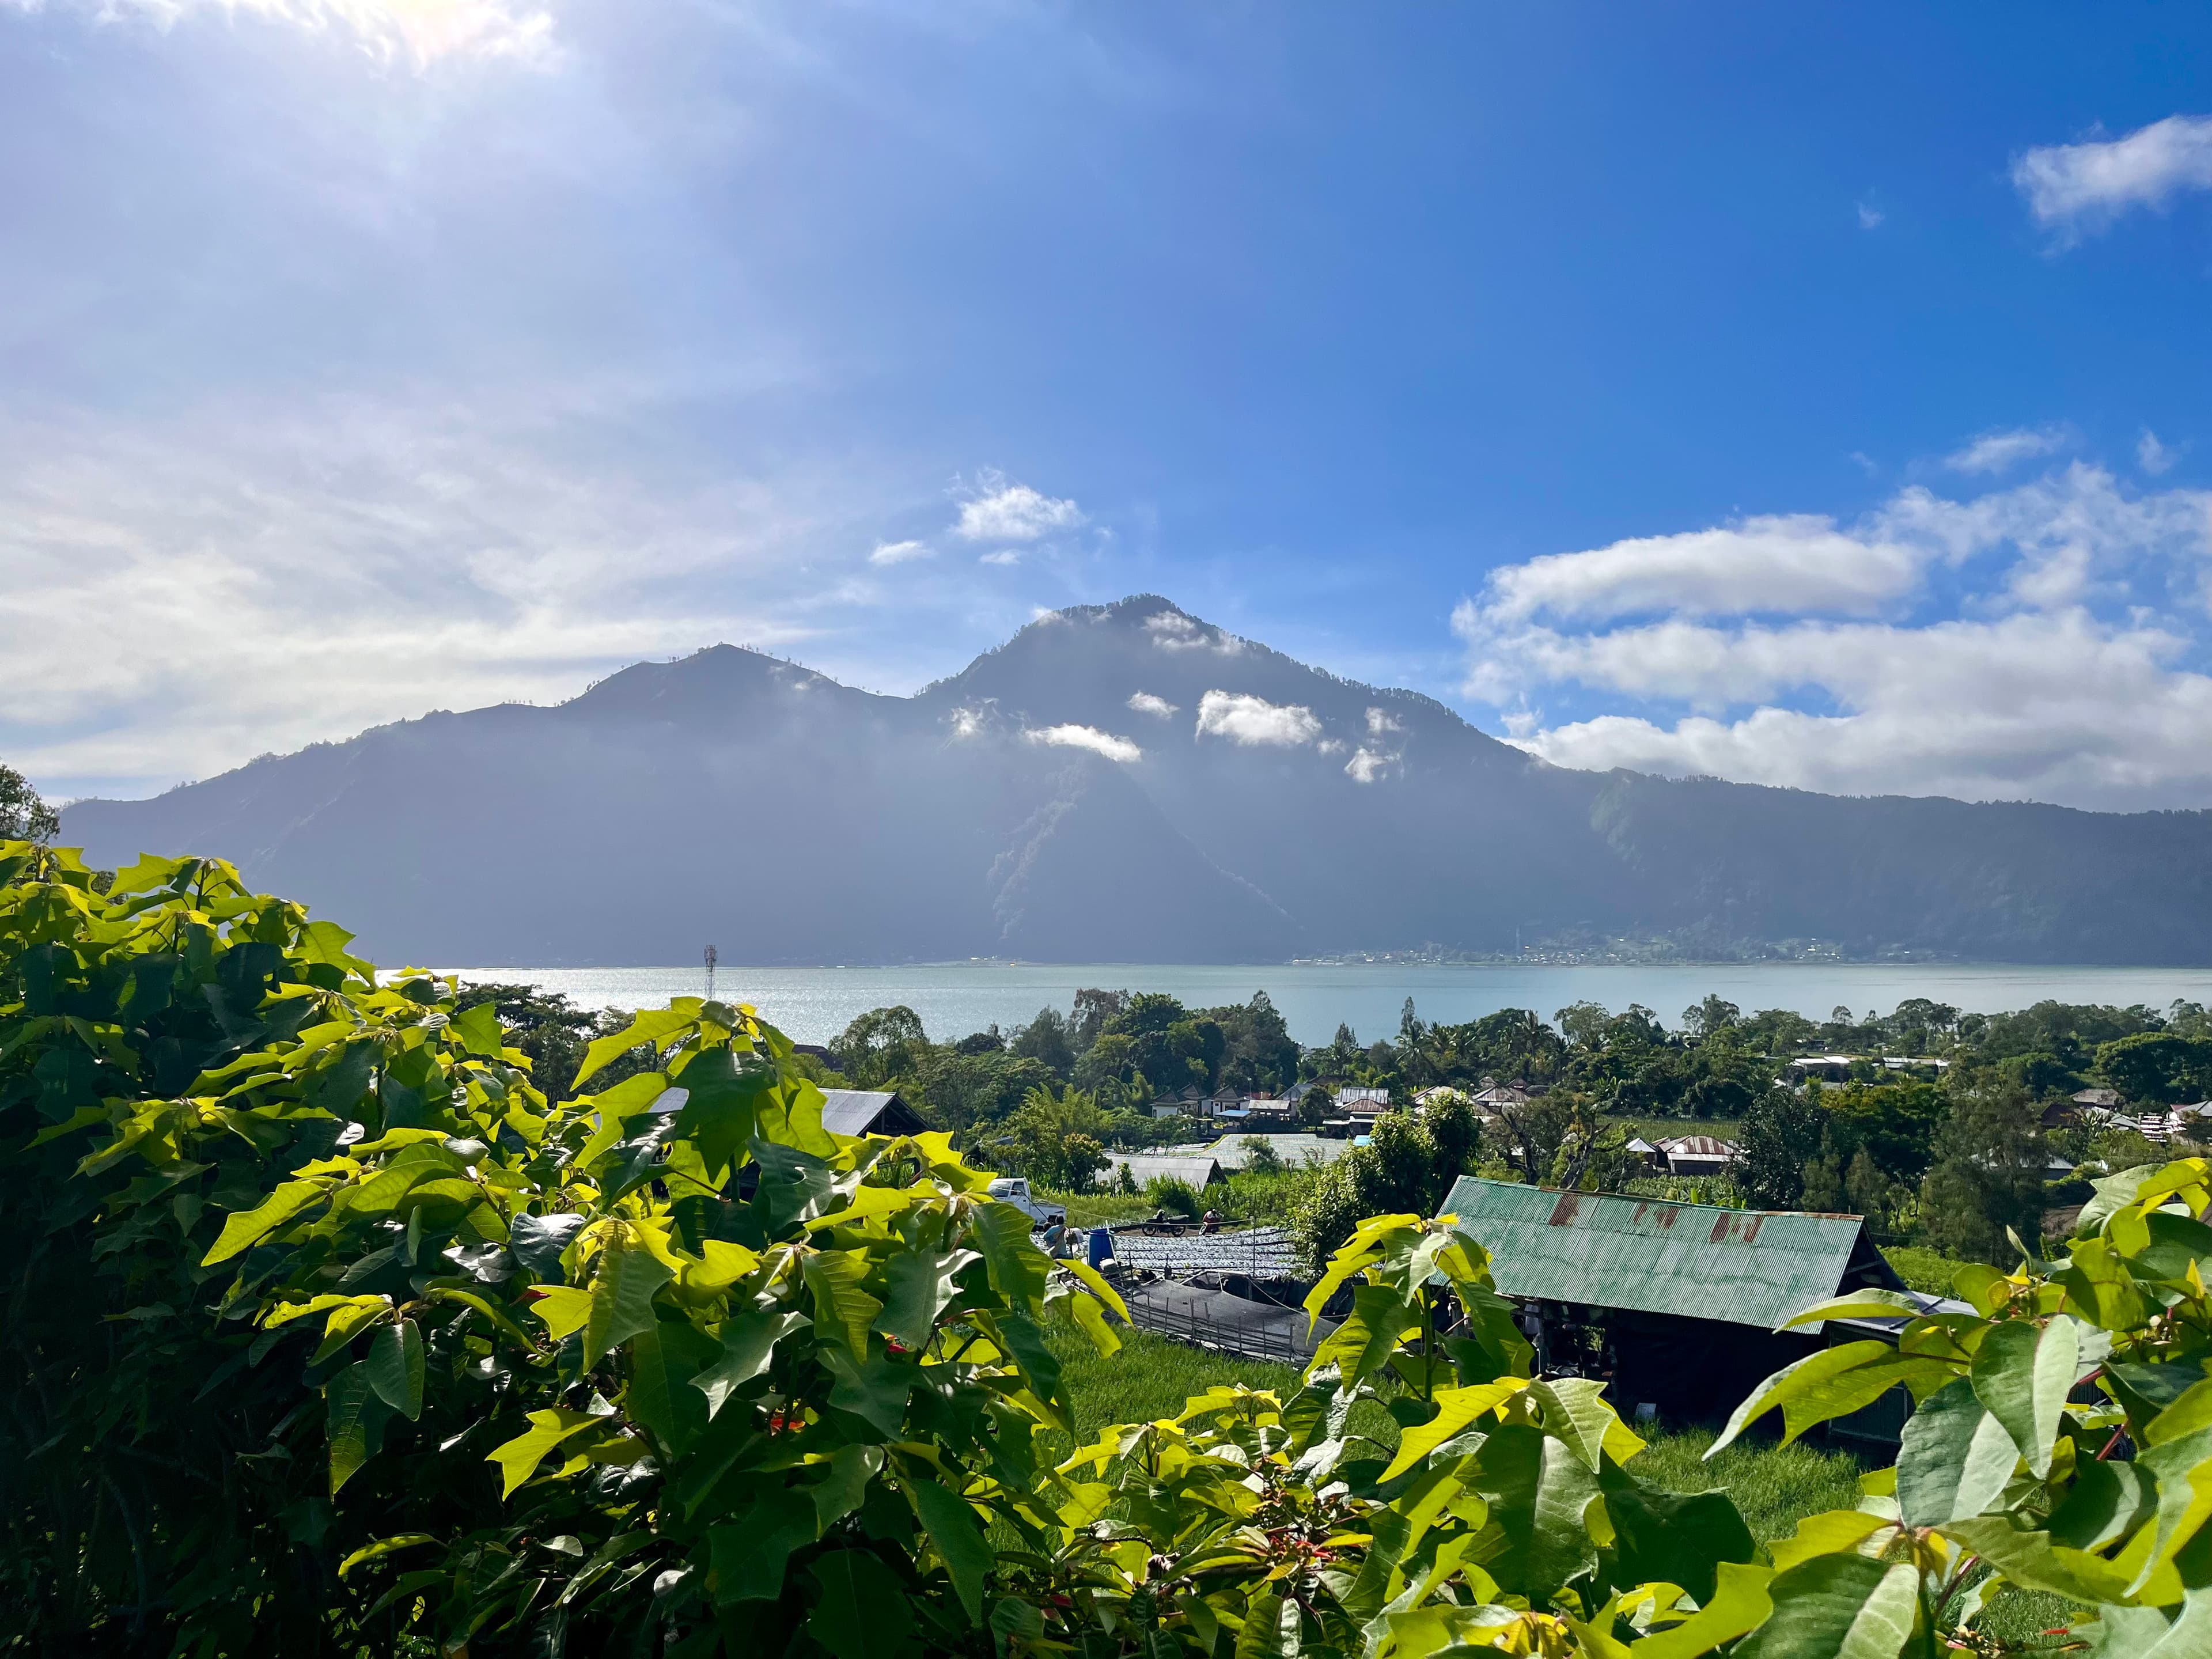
[62,596,2212,964]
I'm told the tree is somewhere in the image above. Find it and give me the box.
[1291,1100,1484,1266]
[1919,1079,2047,1264]
[1736,1086,1824,1209]
[1240,1136,1284,1176]
[830,1003,930,1085]
[1681,994,1741,1039]
[1070,986,1128,1050]
[0,763,56,844]
[1555,999,1611,1051]
[1008,1005,1075,1075]
[2097,1030,2212,1105]
[1203,990,1299,1093]
[983,1084,1112,1189]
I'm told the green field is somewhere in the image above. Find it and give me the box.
[1046,1320,2071,1642]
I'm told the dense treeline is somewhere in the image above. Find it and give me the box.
[609,983,2212,1270]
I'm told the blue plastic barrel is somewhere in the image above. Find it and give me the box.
[1088,1227,1113,1268]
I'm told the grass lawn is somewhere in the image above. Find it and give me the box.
[1881,1243,1979,1297]
[1052,1190,1158,1228]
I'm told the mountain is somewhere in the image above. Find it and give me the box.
[60,596,2212,966]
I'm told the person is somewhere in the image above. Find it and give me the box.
[1200,1208,1221,1233]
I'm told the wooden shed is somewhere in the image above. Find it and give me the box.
[1437,1177,1929,1442]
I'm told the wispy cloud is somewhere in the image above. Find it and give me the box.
[1194,690,1321,748]
[1127,691,1177,718]
[950,469,1085,543]
[3,0,559,69]
[869,539,930,566]
[1026,724,1141,763]
[1946,426,2067,475]
[1855,200,1884,230]
[0,388,918,798]
[2140,430,2177,476]
[2013,113,2212,239]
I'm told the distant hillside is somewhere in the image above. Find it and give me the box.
[61,596,2212,965]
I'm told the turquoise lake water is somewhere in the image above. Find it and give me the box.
[433,961,2212,1047]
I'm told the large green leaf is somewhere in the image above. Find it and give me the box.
[1971,1316,2078,1478]
[572,1007,697,1090]
[691,1309,809,1419]
[202,1179,326,1264]
[582,1225,675,1370]
[363,1318,424,1421]
[623,1317,717,1454]
[1312,1283,1421,1392]
[483,1407,605,1499]
[1378,1378,1525,1481]
[1897,1377,2020,1527]
[1530,1376,1642,1470]
[877,1248,975,1350]
[706,1487,820,1603]
[1624,1561,1774,1659]
[970,1201,1050,1306]
[325,1361,394,1496]
[1598,1465,1758,1605]
[806,1550,915,1659]
[1941,1516,2137,1604]
[1711,1341,1953,1455]
[668,1044,774,1178]
[823,1346,919,1437]
[1733,1555,1920,1659]
[908,1478,992,1621]
[803,1249,885,1355]
[1234,1591,1300,1659]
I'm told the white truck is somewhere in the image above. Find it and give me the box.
[986,1177,1068,1230]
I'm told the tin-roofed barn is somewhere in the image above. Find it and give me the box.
[1437,1176,1927,1441]
[819,1089,929,1138]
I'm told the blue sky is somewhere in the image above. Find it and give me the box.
[6,2,2212,809]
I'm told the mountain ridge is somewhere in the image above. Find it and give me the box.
[60,595,2212,967]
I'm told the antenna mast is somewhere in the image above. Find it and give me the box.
[704,944,717,1003]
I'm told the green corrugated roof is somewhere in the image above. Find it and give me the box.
[1436,1176,1895,1331]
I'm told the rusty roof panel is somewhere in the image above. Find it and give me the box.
[1437,1176,1893,1331]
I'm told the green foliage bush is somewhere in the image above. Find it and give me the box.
[15,841,2212,1657]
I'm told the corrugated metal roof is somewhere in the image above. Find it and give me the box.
[819,1089,926,1138]
[1109,1153,1224,1188]
[1436,1176,1897,1332]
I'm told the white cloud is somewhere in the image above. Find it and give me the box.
[1365,706,1402,736]
[2141,430,2177,476]
[1344,747,1389,783]
[1026,724,1140,763]
[869,539,929,566]
[1194,690,1321,748]
[1127,691,1177,718]
[978,549,1023,566]
[1480,513,1927,626]
[2013,114,2212,237]
[950,470,1085,543]
[1946,426,2067,475]
[1856,201,1884,230]
[1456,460,2212,808]
[6,0,557,68]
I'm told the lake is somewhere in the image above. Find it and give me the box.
[433,961,2212,1047]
